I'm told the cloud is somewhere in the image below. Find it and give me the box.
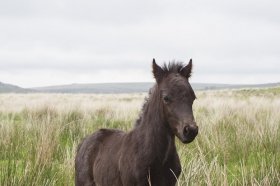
[0,0,280,87]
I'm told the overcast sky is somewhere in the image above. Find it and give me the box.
[1,0,279,88]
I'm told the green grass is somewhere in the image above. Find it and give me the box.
[0,88,280,185]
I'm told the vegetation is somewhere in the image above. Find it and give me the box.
[0,88,280,185]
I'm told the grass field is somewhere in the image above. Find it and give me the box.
[0,87,280,185]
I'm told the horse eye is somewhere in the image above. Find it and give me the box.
[163,96,171,103]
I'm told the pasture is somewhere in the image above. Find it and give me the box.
[0,87,280,185]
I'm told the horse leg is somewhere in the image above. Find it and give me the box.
[162,152,182,186]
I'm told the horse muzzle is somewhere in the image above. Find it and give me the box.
[181,123,198,144]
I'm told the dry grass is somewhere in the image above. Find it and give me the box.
[0,88,279,185]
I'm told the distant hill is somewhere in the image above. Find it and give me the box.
[33,82,280,93]
[193,82,280,90]
[1,81,280,94]
[0,82,34,93]
[33,83,154,93]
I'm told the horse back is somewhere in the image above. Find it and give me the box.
[75,128,125,186]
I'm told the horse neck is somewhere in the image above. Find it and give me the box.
[134,86,175,161]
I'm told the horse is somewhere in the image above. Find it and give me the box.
[75,59,198,186]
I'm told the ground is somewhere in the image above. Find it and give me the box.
[0,88,280,185]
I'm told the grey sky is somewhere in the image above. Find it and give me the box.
[1,0,279,88]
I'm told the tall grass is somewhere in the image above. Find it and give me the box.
[0,88,279,185]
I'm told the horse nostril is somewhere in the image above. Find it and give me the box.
[183,126,189,135]
[190,125,198,135]
[184,125,198,136]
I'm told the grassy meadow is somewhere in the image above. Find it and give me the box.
[0,87,280,185]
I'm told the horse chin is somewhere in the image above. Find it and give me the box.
[182,136,196,144]
[177,133,197,144]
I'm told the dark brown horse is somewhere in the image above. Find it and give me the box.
[75,59,198,186]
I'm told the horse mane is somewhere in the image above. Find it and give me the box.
[134,87,153,127]
[162,61,185,74]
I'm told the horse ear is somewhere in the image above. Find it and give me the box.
[180,59,192,78]
[152,58,164,83]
